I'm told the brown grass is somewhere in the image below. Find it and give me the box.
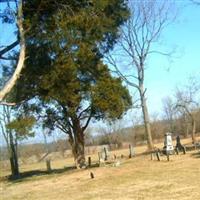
[0,137,200,200]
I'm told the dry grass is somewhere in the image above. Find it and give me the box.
[0,137,200,200]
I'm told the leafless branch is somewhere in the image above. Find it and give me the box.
[0,102,16,106]
[0,40,19,58]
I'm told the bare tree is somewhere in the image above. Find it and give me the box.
[162,96,176,133]
[0,106,19,178]
[97,120,125,147]
[0,0,25,105]
[175,77,200,143]
[106,1,175,149]
[0,104,35,178]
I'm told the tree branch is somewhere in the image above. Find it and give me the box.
[82,109,93,132]
[77,105,91,119]
[0,0,25,103]
[105,54,140,90]
[0,102,16,106]
[0,40,19,58]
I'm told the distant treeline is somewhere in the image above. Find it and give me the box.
[1,110,200,161]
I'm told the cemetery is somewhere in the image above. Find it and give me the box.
[1,135,200,200]
[0,0,200,200]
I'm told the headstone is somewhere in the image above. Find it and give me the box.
[46,159,51,172]
[156,151,160,161]
[113,160,121,167]
[98,152,105,167]
[175,135,186,154]
[88,157,91,167]
[163,132,174,155]
[104,147,108,161]
[129,144,135,158]
[99,146,109,161]
[90,172,94,179]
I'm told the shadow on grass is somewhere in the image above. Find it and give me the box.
[2,163,100,183]
[191,151,200,159]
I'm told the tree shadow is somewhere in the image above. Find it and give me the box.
[2,163,100,183]
[191,151,200,159]
[2,165,76,183]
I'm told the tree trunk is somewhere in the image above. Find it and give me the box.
[169,116,174,133]
[191,119,196,144]
[70,118,86,169]
[185,123,189,138]
[9,132,20,178]
[71,136,85,168]
[139,85,154,150]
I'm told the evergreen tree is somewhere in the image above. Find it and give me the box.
[14,0,132,168]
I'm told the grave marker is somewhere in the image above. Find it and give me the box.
[129,144,135,158]
[46,159,51,172]
[175,135,186,154]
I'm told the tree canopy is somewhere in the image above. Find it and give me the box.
[11,0,132,168]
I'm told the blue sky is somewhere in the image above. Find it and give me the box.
[1,0,199,115]
[0,1,200,144]
[140,1,200,115]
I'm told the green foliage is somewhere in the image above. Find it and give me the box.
[6,116,36,139]
[13,0,132,138]
[92,76,132,120]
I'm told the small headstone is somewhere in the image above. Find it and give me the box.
[156,151,160,161]
[81,165,87,169]
[90,172,94,179]
[175,147,179,155]
[98,152,105,167]
[183,146,186,154]
[175,135,186,154]
[103,147,108,161]
[129,144,135,158]
[113,160,121,167]
[46,159,51,172]
[99,146,109,161]
[88,157,91,167]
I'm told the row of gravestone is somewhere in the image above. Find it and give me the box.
[98,144,135,163]
[151,133,187,162]
[97,133,188,164]
[163,133,186,155]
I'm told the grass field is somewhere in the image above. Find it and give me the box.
[0,137,200,200]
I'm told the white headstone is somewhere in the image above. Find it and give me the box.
[164,132,174,152]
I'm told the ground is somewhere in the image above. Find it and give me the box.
[0,138,200,200]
